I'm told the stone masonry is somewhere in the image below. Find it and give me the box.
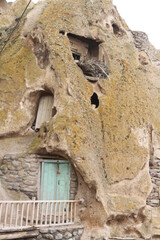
[36,226,84,240]
[0,226,84,240]
[0,154,38,199]
[146,158,160,207]
[0,154,78,200]
[147,130,160,207]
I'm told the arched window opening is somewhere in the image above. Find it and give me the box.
[112,23,124,37]
[91,92,99,109]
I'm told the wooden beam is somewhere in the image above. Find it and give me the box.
[37,155,66,160]
[0,230,39,240]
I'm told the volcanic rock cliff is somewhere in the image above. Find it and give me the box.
[1,0,160,239]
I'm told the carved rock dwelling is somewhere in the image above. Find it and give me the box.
[1,0,160,240]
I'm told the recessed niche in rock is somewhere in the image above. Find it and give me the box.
[68,33,100,61]
[29,29,49,69]
[35,94,54,131]
[68,33,109,81]
[59,30,65,35]
[52,106,57,117]
[112,23,124,36]
[72,52,80,61]
[91,92,99,109]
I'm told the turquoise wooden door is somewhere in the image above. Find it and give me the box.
[56,163,70,200]
[41,160,70,200]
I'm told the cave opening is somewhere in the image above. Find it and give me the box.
[112,23,120,35]
[112,23,123,37]
[91,92,99,109]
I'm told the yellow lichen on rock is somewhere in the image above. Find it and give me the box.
[1,0,160,239]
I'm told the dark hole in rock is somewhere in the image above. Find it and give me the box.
[23,33,28,38]
[88,20,93,26]
[68,33,100,61]
[59,30,65,35]
[15,16,21,22]
[31,121,40,132]
[91,92,99,108]
[52,106,57,117]
[112,23,120,35]
[72,53,80,61]
[149,160,155,167]
[31,119,36,131]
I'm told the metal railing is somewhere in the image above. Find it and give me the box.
[0,199,79,230]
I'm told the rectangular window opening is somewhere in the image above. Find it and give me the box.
[67,33,109,79]
[35,94,54,131]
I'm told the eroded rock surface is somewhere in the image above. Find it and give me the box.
[1,0,160,239]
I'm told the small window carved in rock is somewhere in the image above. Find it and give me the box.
[59,30,65,35]
[91,92,99,109]
[68,33,99,62]
[35,94,54,131]
[112,23,124,37]
[52,106,57,117]
[68,33,109,81]
[72,52,81,62]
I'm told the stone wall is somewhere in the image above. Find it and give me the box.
[70,165,78,200]
[146,158,160,207]
[0,154,38,199]
[35,226,84,240]
[147,130,160,207]
[0,154,78,200]
[0,226,84,240]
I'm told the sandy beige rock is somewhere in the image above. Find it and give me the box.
[0,0,160,239]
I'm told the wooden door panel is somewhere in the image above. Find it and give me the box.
[41,161,70,201]
[41,162,57,200]
[35,95,54,130]
[56,163,70,200]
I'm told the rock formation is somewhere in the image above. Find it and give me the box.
[0,0,7,14]
[1,0,160,239]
